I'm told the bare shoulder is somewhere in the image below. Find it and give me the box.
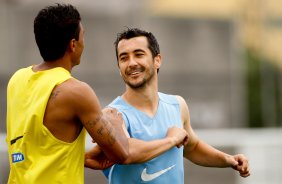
[175,95,186,105]
[49,78,100,113]
[175,95,189,113]
[53,78,95,100]
[175,95,190,128]
[56,78,93,94]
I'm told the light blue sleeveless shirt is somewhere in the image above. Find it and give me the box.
[103,92,184,184]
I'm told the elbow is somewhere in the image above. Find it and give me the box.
[119,148,142,165]
[116,152,129,164]
[114,146,135,164]
[108,137,130,163]
[122,159,132,165]
[111,148,129,164]
[103,145,129,164]
[115,148,132,164]
[120,152,134,165]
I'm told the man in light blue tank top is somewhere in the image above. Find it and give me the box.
[103,28,250,184]
[105,93,185,184]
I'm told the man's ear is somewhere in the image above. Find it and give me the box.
[154,54,162,70]
[69,39,76,52]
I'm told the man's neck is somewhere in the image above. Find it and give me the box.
[33,59,73,72]
[122,86,159,118]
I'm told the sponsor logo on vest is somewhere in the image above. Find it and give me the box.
[141,164,175,181]
[12,153,24,163]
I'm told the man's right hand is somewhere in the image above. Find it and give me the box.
[102,107,124,127]
[166,126,189,148]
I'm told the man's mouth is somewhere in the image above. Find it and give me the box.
[127,69,143,76]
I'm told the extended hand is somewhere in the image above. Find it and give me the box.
[102,107,124,126]
[230,154,250,177]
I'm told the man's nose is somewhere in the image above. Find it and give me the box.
[128,56,138,66]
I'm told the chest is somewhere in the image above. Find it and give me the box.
[125,104,182,141]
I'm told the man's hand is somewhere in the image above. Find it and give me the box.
[85,145,114,170]
[102,107,124,127]
[103,108,130,137]
[229,154,250,177]
[166,126,189,148]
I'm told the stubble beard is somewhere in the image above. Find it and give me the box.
[123,66,155,89]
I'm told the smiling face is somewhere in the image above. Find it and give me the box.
[117,36,161,89]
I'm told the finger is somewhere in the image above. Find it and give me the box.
[237,157,248,172]
[241,160,249,172]
[240,171,250,177]
[102,160,115,168]
[240,170,250,176]
[236,162,250,177]
[236,164,243,172]
[240,166,250,177]
[176,138,187,148]
[102,107,111,113]
[117,112,123,120]
[84,158,99,169]
[110,107,118,113]
[183,136,189,146]
[176,143,182,148]
[103,107,117,113]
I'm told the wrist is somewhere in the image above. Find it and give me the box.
[224,154,236,167]
[167,137,177,147]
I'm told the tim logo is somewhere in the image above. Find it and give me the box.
[12,153,24,163]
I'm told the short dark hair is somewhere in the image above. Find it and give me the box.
[114,28,160,60]
[34,4,81,61]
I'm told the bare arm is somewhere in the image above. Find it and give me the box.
[106,108,189,164]
[72,81,129,163]
[85,108,189,169]
[124,126,188,164]
[177,96,250,177]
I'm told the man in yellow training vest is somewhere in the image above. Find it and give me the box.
[6,4,189,184]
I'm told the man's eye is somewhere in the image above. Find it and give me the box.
[119,57,126,62]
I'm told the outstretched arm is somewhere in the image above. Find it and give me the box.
[177,96,250,178]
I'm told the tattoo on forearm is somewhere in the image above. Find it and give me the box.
[106,126,116,145]
[97,126,104,135]
[85,115,102,128]
[99,122,116,146]
[108,134,116,145]
[85,116,116,146]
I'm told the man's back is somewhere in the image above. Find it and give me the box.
[6,66,86,184]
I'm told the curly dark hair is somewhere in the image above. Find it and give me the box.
[114,28,160,60]
[34,4,81,61]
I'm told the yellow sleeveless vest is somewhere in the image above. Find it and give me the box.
[6,66,86,184]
